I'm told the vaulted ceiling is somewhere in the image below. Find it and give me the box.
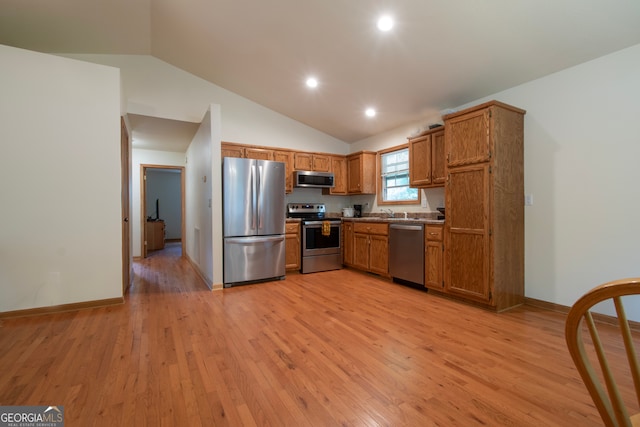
[2,0,640,143]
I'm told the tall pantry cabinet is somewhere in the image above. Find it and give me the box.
[443,101,525,311]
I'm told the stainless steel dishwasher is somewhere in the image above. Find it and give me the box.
[389,223,424,286]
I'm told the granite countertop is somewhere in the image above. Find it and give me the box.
[286,216,444,225]
[341,217,444,225]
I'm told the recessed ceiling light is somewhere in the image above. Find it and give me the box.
[365,108,376,118]
[377,15,394,32]
[305,77,318,88]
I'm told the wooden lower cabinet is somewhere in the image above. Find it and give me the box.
[445,164,490,302]
[342,221,354,266]
[353,233,369,270]
[369,235,389,276]
[285,222,300,271]
[352,222,389,276]
[146,220,165,251]
[425,225,444,290]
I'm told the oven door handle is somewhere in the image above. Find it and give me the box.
[303,221,340,227]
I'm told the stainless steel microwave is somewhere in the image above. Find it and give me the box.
[294,170,334,188]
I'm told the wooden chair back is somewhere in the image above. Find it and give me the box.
[565,278,640,427]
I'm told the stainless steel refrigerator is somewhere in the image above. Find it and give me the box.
[223,157,286,287]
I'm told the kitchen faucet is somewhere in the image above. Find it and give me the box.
[381,208,394,218]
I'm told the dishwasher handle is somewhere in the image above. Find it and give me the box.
[390,223,424,231]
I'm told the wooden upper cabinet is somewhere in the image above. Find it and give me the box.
[311,154,330,172]
[273,150,294,193]
[431,130,445,185]
[293,152,330,172]
[446,109,491,167]
[327,155,348,195]
[221,142,274,160]
[244,147,273,160]
[347,151,376,194]
[409,134,432,186]
[347,155,362,193]
[220,143,377,197]
[293,152,312,170]
[221,142,244,158]
[408,128,445,188]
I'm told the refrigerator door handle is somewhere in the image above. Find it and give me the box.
[225,235,285,244]
[257,164,263,230]
[251,163,257,230]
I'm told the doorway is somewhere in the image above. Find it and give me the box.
[121,118,132,294]
[141,165,186,258]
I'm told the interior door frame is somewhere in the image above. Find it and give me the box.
[140,164,186,258]
[121,117,132,294]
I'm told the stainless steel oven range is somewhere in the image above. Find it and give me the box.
[287,203,342,274]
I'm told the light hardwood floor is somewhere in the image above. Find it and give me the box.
[0,243,635,426]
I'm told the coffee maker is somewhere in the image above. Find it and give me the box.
[353,204,362,218]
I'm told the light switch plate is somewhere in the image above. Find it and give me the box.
[524,194,533,206]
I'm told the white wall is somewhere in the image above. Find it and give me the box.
[131,149,185,257]
[355,43,640,317]
[210,105,223,288]
[62,54,350,154]
[0,45,122,312]
[490,43,640,316]
[185,108,216,287]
